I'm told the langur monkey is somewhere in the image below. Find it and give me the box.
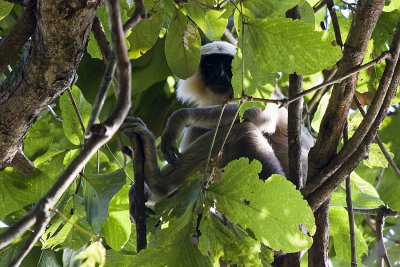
[123,41,311,205]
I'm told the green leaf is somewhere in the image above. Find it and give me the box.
[87,32,103,60]
[59,85,92,145]
[105,250,134,266]
[363,143,393,168]
[240,17,342,75]
[150,179,202,247]
[128,0,164,59]
[165,7,201,79]
[101,185,131,251]
[383,0,400,12]
[129,179,210,266]
[331,172,385,209]
[231,48,276,101]
[84,168,126,233]
[0,151,66,219]
[184,2,227,41]
[311,91,331,133]
[74,241,106,267]
[242,0,298,18]
[198,215,274,265]
[329,207,368,264]
[299,1,315,26]
[23,115,54,161]
[130,239,211,267]
[208,158,316,253]
[132,37,172,94]
[0,1,13,20]
[42,196,92,250]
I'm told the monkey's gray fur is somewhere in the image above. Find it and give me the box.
[122,41,311,204]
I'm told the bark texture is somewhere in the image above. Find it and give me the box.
[0,0,99,169]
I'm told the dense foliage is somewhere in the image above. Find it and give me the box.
[0,0,400,266]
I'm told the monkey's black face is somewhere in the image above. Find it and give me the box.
[200,54,233,95]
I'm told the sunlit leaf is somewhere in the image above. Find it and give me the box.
[329,207,368,264]
[165,7,201,79]
[208,158,315,253]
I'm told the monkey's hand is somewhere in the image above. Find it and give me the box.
[161,130,182,166]
[121,116,156,144]
[161,109,189,166]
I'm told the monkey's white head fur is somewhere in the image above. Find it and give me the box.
[200,41,236,56]
[176,41,237,107]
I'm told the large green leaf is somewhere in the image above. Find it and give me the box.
[101,185,131,251]
[184,2,227,40]
[331,172,384,209]
[0,1,13,20]
[84,168,126,233]
[165,7,201,79]
[105,250,134,266]
[242,0,298,18]
[59,85,92,145]
[87,32,103,60]
[128,0,164,59]
[198,215,274,265]
[130,239,210,267]
[329,207,368,264]
[239,17,342,75]
[131,37,172,94]
[208,158,316,253]
[131,179,210,266]
[0,150,66,219]
[231,48,276,100]
[42,196,92,251]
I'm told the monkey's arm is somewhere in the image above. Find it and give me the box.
[122,116,218,203]
[161,103,282,164]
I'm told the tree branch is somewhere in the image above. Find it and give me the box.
[302,17,400,199]
[85,0,149,138]
[307,0,385,181]
[306,47,400,211]
[0,0,98,169]
[327,1,357,265]
[0,3,36,75]
[91,17,111,63]
[0,1,132,263]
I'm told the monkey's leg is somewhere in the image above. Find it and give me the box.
[222,123,286,179]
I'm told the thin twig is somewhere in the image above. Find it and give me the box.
[313,0,327,12]
[377,210,392,267]
[67,87,86,134]
[205,104,227,172]
[47,105,62,121]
